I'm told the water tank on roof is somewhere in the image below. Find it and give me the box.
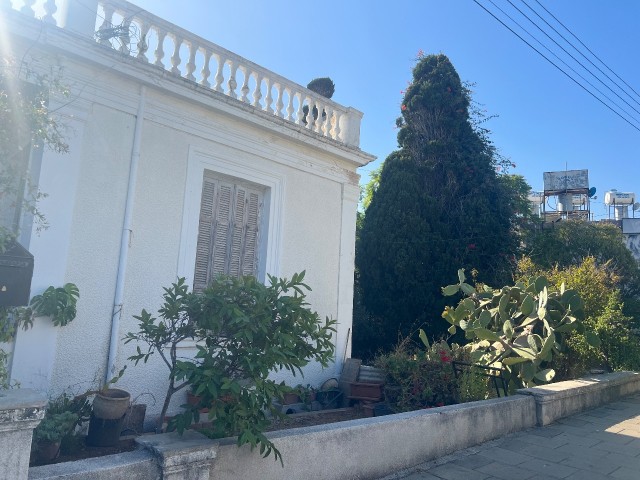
[604,190,636,220]
[604,190,635,205]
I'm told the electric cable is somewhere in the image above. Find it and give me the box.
[473,0,640,133]
[532,0,640,104]
[508,0,640,118]
[488,0,640,124]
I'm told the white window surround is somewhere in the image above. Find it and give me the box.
[178,145,285,288]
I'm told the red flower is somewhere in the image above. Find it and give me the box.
[401,104,407,111]
[467,243,476,250]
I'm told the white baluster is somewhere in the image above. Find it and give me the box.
[98,6,114,46]
[252,74,263,108]
[322,106,333,137]
[306,97,315,130]
[20,0,35,16]
[240,67,250,103]
[154,29,166,67]
[185,42,197,81]
[137,22,150,62]
[42,0,57,25]
[227,61,238,99]
[170,36,182,75]
[264,78,273,114]
[295,92,305,125]
[275,84,285,118]
[200,51,212,88]
[118,18,131,54]
[314,100,324,134]
[285,88,295,121]
[213,54,225,92]
[332,111,341,140]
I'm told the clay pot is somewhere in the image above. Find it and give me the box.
[92,389,130,420]
[37,441,61,462]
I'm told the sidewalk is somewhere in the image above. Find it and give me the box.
[381,393,640,480]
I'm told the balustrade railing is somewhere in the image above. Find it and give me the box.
[3,0,362,148]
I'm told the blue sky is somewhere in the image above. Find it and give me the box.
[120,1,640,220]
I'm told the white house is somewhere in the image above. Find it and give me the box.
[2,0,373,419]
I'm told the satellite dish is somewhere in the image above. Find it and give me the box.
[634,202,640,211]
[588,187,597,198]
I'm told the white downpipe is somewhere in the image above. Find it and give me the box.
[106,85,146,384]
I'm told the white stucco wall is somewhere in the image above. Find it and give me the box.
[8,21,370,421]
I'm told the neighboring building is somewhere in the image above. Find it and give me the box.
[2,0,373,418]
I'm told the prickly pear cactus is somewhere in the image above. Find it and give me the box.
[441,269,600,388]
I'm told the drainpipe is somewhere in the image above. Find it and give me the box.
[106,85,146,384]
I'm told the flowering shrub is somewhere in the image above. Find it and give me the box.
[374,336,492,412]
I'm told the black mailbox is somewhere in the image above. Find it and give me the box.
[0,241,34,307]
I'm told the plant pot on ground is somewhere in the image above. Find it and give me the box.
[87,388,131,447]
[32,411,79,463]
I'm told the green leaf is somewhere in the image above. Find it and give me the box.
[502,356,530,366]
[534,276,549,293]
[474,328,500,342]
[539,333,555,361]
[457,269,466,284]
[498,294,509,316]
[419,329,430,348]
[511,346,537,360]
[442,284,459,296]
[503,319,514,339]
[520,295,534,317]
[534,368,555,383]
[527,334,542,352]
[478,310,492,328]
[460,283,475,295]
[521,362,536,382]
[447,325,456,335]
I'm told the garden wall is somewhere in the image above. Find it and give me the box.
[23,371,640,480]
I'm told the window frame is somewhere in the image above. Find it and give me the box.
[178,146,285,289]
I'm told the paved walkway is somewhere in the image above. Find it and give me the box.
[380,393,640,480]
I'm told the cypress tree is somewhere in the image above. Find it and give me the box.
[357,54,517,351]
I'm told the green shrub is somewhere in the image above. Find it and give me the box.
[374,336,492,412]
[133,272,336,464]
[518,256,640,378]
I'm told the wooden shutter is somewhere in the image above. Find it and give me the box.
[194,172,264,291]
[210,180,233,278]
[241,191,261,276]
[193,177,216,292]
[228,186,246,278]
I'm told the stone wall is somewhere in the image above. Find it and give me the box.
[21,372,640,480]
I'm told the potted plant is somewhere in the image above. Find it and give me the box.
[32,411,79,462]
[86,368,130,447]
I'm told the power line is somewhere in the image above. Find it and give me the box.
[488,0,640,125]
[508,0,640,118]
[532,0,640,104]
[473,0,640,133]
